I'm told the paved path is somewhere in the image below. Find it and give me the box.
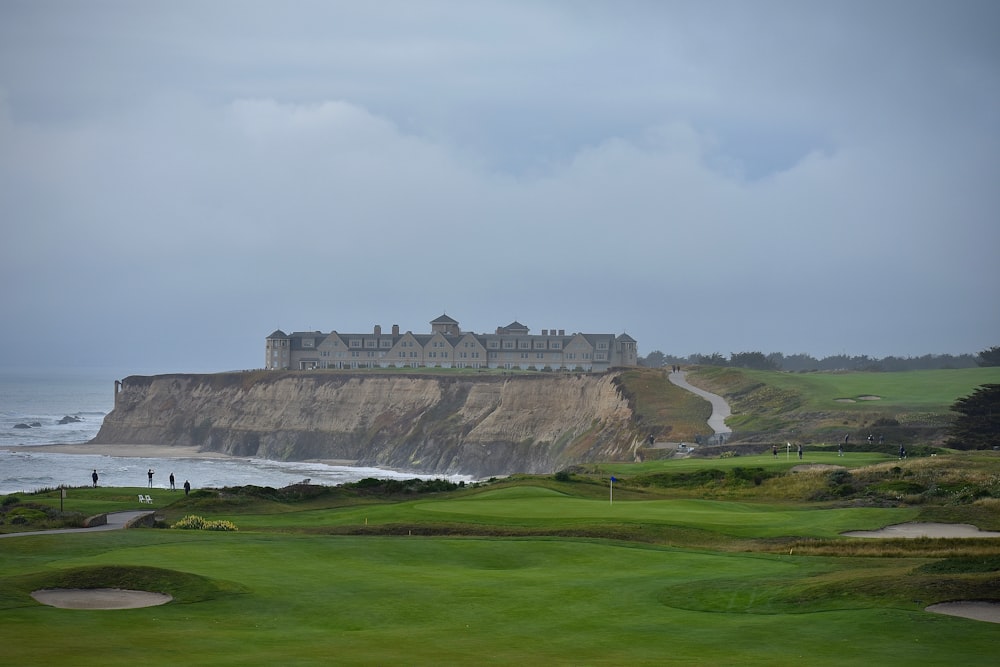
[668,370,733,435]
[0,510,154,539]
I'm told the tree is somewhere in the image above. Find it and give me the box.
[640,350,666,368]
[946,384,1000,450]
[977,346,1000,367]
[730,351,779,371]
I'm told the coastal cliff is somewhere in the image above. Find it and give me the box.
[93,371,644,477]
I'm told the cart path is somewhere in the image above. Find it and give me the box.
[0,510,154,539]
[668,370,733,435]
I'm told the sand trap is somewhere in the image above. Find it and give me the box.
[926,601,1000,624]
[842,522,1000,538]
[858,395,882,400]
[31,588,172,609]
[835,398,856,403]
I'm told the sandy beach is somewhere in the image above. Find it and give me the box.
[3,442,359,467]
[3,443,234,459]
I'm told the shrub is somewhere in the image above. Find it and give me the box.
[172,515,238,531]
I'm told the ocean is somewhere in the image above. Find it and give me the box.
[0,368,470,495]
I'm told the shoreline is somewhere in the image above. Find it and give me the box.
[1,443,359,467]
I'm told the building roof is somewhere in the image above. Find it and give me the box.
[267,329,288,339]
[431,314,458,324]
[616,333,636,343]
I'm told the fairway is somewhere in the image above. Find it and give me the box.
[411,488,917,538]
[3,452,999,665]
[1,529,996,667]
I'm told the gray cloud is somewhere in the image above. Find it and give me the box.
[1,1,997,372]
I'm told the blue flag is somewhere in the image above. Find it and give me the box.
[610,476,617,482]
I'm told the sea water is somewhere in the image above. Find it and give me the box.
[0,369,470,495]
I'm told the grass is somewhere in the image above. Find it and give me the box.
[2,452,999,666]
[684,366,1000,438]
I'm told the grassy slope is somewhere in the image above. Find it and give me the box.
[685,366,1000,440]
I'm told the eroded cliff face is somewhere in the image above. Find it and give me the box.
[93,371,643,477]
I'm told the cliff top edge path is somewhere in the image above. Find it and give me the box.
[668,370,733,435]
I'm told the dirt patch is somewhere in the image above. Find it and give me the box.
[926,601,1000,624]
[31,588,172,609]
[842,522,1000,539]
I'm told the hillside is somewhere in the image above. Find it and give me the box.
[683,366,1000,445]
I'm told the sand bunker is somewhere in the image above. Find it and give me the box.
[926,601,1000,624]
[858,395,881,400]
[31,588,172,610]
[842,522,1000,538]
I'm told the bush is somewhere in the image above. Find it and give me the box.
[172,515,238,531]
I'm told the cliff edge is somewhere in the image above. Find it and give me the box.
[93,371,644,477]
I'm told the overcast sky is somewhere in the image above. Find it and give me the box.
[1,1,997,374]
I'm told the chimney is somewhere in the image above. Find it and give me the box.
[392,324,400,336]
[559,329,565,336]
[374,325,381,336]
[542,329,548,336]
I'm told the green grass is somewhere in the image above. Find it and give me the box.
[684,366,1000,437]
[3,453,999,666]
[690,366,1000,413]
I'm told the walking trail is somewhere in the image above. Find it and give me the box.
[668,370,732,435]
[0,510,154,539]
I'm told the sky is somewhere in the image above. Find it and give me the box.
[1,1,998,374]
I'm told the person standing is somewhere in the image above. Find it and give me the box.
[147,468,154,488]
[92,469,99,487]
[797,443,803,460]
[169,473,175,490]
[183,480,191,495]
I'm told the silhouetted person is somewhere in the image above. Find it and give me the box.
[147,469,154,488]
[169,473,175,490]
[92,469,98,487]
[183,480,191,495]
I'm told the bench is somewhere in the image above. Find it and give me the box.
[137,494,153,504]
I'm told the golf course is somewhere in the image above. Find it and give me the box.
[2,368,998,665]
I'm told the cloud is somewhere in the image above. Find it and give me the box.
[0,2,997,371]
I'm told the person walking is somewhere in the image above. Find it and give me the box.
[92,469,99,487]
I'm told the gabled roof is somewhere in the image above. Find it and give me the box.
[616,333,636,343]
[267,329,288,339]
[432,314,458,324]
[504,321,528,331]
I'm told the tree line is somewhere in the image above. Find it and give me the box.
[640,346,1000,372]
